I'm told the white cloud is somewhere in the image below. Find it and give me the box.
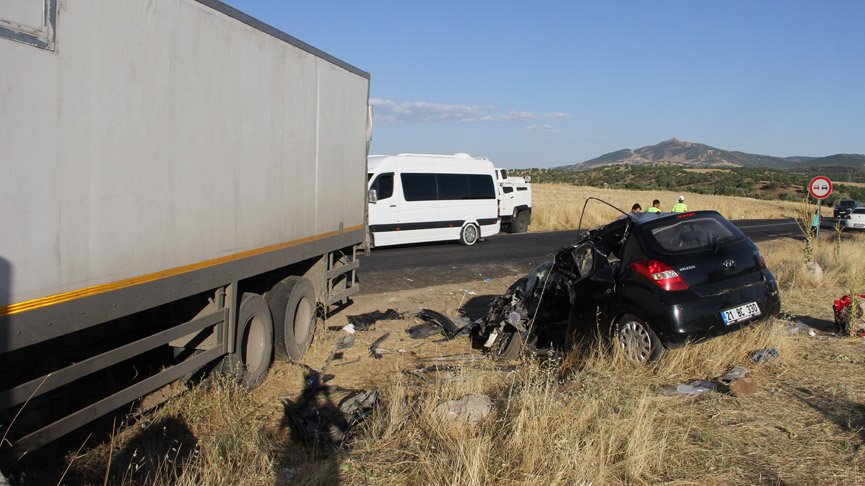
[370,98,571,124]
[526,124,562,134]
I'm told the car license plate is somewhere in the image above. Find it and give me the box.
[721,302,761,325]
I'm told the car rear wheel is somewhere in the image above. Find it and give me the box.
[460,223,480,246]
[615,314,664,363]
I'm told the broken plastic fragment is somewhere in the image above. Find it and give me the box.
[752,347,779,364]
[660,380,716,396]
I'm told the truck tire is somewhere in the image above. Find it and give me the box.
[265,276,317,361]
[223,292,274,387]
[459,223,480,246]
[509,211,530,234]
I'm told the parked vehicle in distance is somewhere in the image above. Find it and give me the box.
[367,154,500,248]
[834,199,862,219]
[495,169,533,233]
[843,207,865,230]
[476,210,781,362]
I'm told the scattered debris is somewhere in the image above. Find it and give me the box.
[752,347,779,364]
[728,377,760,397]
[406,322,443,339]
[787,320,816,336]
[339,389,380,425]
[341,323,356,334]
[426,354,487,362]
[282,387,379,446]
[483,278,492,283]
[414,309,477,340]
[719,366,749,383]
[660,380,717,396]
[432,394,493,426]
[347,308,403,331]
[369,333,391,359]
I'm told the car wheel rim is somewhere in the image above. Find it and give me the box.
[243,314,267,373]
[294,296,313,345]
[619,320,652,363]
[464,225,477,244]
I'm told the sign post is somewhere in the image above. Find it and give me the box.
[808,176,833,239]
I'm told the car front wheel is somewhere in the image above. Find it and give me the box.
[615,314,664,363]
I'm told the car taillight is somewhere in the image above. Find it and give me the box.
[630,259,689,291]
[756,252,766,269]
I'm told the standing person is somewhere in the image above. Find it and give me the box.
[647,199,662,213]
[631,203,642,213]
[671,195,688,213]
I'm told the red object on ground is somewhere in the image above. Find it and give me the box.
[834,294,865,334]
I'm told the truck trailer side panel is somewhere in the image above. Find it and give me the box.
[0,0,369,351]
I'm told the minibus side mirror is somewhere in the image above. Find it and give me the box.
[368,189,378,204]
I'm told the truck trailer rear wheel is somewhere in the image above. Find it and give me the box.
[265,276,318,361]
[224,292,274,387]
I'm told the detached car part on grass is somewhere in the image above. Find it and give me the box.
[476,201,781,362]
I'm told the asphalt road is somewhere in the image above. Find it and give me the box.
[357,218,814,294]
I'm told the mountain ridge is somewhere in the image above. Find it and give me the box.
[555,138,865,171]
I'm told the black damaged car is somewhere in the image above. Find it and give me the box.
[476,210,781,362]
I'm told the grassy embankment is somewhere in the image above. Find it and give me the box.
[529,183,821,232]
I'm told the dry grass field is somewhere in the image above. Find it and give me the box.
[530,183,828,232]
[52,230,865,485]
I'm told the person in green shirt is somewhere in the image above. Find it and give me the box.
[647,199,662,213]
[671,195,688,213]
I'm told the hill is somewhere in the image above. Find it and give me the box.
[556,138,865,171]
[517,164,865,205]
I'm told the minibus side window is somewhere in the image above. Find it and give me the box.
[401,173,437,201]
[468,174,496,199]
[370,173,394,200]
[436,174,470,200]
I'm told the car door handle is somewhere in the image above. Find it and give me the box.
[389,204,397,207]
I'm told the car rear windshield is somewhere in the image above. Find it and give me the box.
[839,200,857,208]
[640,213,745,254]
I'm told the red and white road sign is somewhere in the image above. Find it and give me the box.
[808,176,833,200]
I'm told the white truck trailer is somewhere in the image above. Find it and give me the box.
[0,0,370,455]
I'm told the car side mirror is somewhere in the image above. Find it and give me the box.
[368,189,378,204]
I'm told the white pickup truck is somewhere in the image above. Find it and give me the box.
[495,169,533,233]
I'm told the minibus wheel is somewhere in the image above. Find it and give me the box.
[460,223,480,246]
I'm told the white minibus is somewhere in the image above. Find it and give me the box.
[367,153,501,247]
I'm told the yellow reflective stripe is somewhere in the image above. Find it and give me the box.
[0,225,364,318]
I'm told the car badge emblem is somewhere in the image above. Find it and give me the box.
[722,259,735,269]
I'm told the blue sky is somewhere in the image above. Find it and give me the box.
[223,0,865,168]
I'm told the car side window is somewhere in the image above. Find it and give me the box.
[370,173,394,200]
